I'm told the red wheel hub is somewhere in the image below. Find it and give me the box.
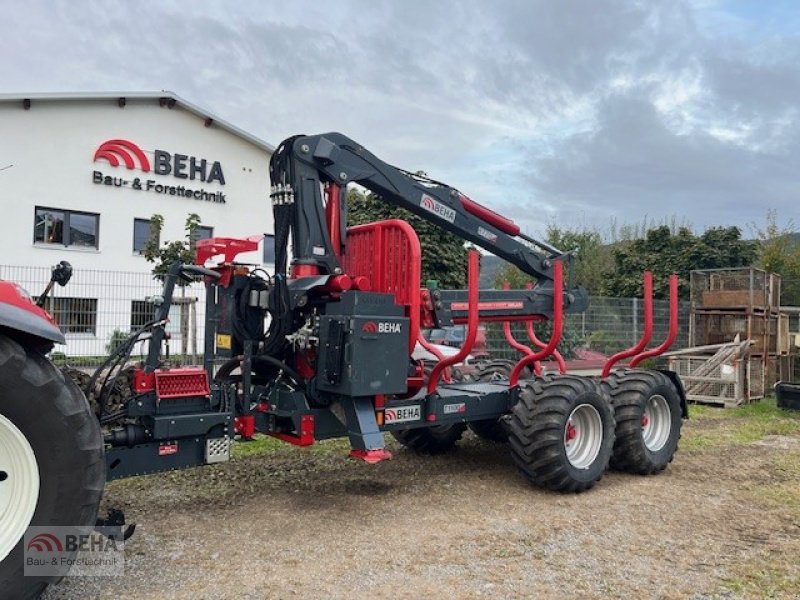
[642,413,650,428]
[565,421,577,443]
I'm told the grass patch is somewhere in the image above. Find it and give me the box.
[687,403,725,419]
[724,564,800,598]
[682,397,800,452]
[747,450,800,511]
[751,483,800,510]
[231,434,287,458]
[231,434,354,459]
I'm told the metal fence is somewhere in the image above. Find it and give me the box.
[485,297,691,361]
[0,264,206,364]
[1,264,689,365]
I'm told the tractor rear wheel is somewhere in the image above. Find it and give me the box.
[390,424,466,454]
[601,369,682,475]
[507,375,614,493]
[0,336,105,599]
[468,418,508,442]
[468,359,531,443]
[471,359,518,382]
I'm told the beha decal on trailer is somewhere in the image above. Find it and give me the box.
[384,406,421,424]
[420,193,456,223]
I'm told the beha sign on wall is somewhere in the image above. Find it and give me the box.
[91,139,227,204]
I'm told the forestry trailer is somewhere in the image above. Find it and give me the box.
[0,133,686,598]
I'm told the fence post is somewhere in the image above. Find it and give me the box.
[632,297,638,345]
[190,300,198,360]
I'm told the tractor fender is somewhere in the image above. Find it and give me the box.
[0,281,65,346]
[656,368,689,419]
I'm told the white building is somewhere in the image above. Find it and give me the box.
[0,92,274,356]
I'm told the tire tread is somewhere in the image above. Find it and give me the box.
[507,374,615,493]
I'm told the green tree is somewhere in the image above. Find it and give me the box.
[751,209,800,305]
[347,188,468,288]
[603,225,757,299]
[142,213,202,285]
[543,223,613,293]
[492,223,612,293]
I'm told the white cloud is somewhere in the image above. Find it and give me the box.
[1,0,799,236]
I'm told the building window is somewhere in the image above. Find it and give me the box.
[49,298,98,334]
[194,226,214,242]
[130,300,153,331]
[131,299,180,334]
[34,207,99,249]
[133,218,158,254]
[263,234,275,264]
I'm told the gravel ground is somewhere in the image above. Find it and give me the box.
[43,415,800,600]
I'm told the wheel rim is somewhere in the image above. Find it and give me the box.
[0,414,40,562]
[642,394,671,452]
[564,403,603,470]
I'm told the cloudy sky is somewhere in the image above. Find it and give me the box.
[2,0,798,238]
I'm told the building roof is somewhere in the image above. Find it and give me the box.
[0,91,275,152]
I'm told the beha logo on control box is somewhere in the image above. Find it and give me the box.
[361,321,402,334]
[91,139,227,204]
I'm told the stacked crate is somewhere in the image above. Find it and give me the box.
[668,342,763,407]
[688,268,781,403]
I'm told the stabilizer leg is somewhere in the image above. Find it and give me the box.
[342,397,392,463]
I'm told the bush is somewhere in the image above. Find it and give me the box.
[106,329,130,354]
[50,351,67,365]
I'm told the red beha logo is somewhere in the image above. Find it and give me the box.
[362,322,379,333]
[27,533,64,552]
[93,139,151,172]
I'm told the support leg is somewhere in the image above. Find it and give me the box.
[341,397,392,463]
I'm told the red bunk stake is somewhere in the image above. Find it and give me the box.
[520,281,566,374]
[601,271,654,378]
[427,251,480,394]
[501,281,541,376]
[525,321,567,374]
[629,274,680,368]
[509,261,564,387]
[417,332,452,384]
[503,320,540,376]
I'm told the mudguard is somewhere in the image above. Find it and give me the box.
[657,368,689,419]
[0,281,65,345]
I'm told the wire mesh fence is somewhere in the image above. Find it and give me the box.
[0,263,694,368]
[484,297,691,361]
[0,264,206,365]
